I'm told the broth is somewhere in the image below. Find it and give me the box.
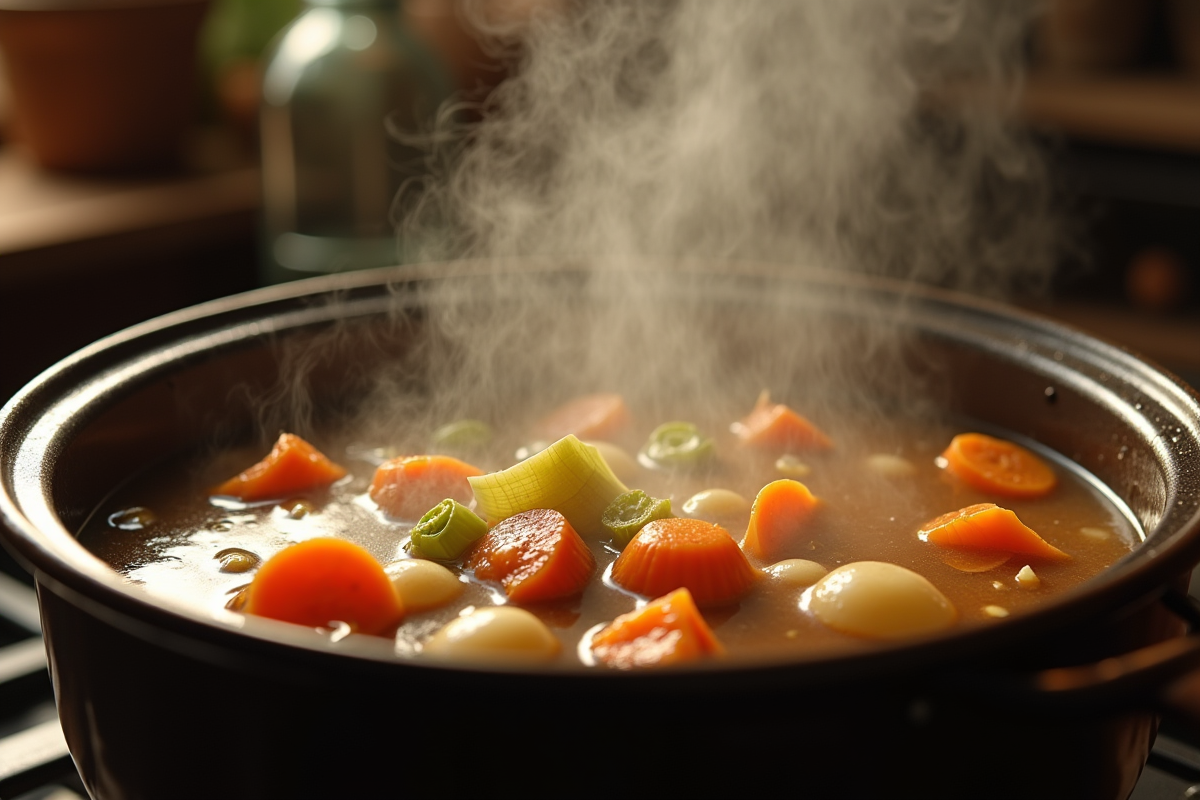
[79,403,1138,668]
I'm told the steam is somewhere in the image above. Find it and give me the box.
[401,0,1058,296]
[265,1,1064,453]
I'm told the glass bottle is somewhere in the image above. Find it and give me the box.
[259,0,453,284]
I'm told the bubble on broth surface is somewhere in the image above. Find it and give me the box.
[108,507,158,531]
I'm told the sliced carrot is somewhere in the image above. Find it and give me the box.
[731,391,832,452]
[210,433,347,501]
[941,433,1056,499]
[741,479,821,560]
[244,537,403,636]
[534,393,631,443]
[591,588,725,669]
[611,517,759,607]
[938,548,1012,573]
[467,508,596,603]
[369,455,483,520]
[919,503,1071,561]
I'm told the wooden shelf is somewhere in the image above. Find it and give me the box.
[1017,72,1200,152]
[0,130,261,286]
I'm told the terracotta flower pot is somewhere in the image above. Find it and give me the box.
[0,0,210,174]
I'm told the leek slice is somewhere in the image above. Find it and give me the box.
[409,499,488,560]
[468,435,629,538]
[639,421,715,470]
[602,490,672,548]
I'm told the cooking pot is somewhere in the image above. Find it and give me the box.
[2,261,1200,800]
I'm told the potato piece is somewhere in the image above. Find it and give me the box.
[585,440,640,484]
[808,561,956,640]
[763,559,827,587]
[775,454,812,479]
[423,606,560,663]
[864,453,915,478]
[385,559,463,612]
[682,488,751,526]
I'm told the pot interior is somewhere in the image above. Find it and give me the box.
[4,262,1200,666]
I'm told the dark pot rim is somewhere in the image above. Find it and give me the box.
[3,260,1200,691]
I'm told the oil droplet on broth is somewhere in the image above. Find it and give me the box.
[215,548,262,574]
[107,507,158,531]
[225,584,250,611]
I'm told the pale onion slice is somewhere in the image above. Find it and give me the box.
[469,435,628,538]
[423,606,560,664]
[763,559,828,587]
[385,559,463,612]
[681,488,751,526]
[864,453,915,478]
[584,440,641,483]
[807,561,956,640]
[1015,564,1041,589]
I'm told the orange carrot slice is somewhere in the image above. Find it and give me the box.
[244,537,403,635]
[210,433,347,501]
[369,455,483,520]
[611,517,759,607]
[741,479,821,560]
[591,588,725,669]
[731,392,832,452]
[467,508,596,603]
[941,433,1056,499]
[919,503,1071,561]
[534,393,631,442]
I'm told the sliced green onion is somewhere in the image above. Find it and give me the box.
[602,490,672,548]
[468,435,629,538]
[409,499,488,560]
[431,419,493,451]
[639,422,715,470]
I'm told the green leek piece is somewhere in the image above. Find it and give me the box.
[601,490,672,548]
[409,499,489,560]
[468,435,629,539]
[431,419,493,451]
[639,421,715,470]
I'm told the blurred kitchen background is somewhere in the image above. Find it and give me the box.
[0,2,1199,797]
[0,0,1197,403]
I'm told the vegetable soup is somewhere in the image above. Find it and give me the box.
[80,392,1138,669]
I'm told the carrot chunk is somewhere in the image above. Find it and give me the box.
[941,433,1056,499]
[210,433,347,501]
[534,393,631,443]
[370,455,483,520]
[244,537,403,636]
[741,479,821,560]
[919,503,1071,562]
[611,517,759,607]
[591,588,724,669]
[467,508,596,603]
[731,392,832,452]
